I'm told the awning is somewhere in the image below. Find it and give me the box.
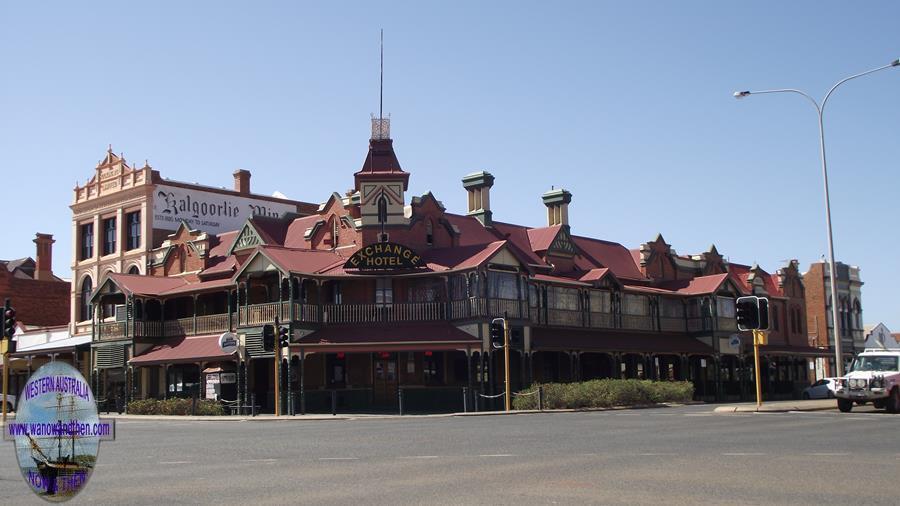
[531,328,714,355]
[753,344,841,358]
[130,334,236,366]
[11,334,91,358]
[294,323,480,353]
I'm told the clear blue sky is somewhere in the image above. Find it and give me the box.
[1,2,897,328]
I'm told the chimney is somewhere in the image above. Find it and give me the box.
[233,169,251,195]
[33,233,55,281]
[542,188,572,227]
[462,171,495,227]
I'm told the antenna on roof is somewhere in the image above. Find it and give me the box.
[380,28,384,122]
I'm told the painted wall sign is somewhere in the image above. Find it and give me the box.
[343,242,424,270]
[153,184,297,235]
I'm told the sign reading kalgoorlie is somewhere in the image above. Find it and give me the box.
[4,361,115,502]
[343,242,424,270]
[153,184,297,235]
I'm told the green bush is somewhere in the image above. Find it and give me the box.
[126,398,225,416]
[512,379,694,410]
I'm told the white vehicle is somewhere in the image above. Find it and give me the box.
[801,378,838,399]
[834,350,900,413]
[2,393,15,413]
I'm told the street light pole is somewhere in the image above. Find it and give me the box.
[735,59,899,377]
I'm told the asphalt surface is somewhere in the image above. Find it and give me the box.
[1,404,899,505]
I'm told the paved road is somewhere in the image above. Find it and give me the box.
[1,404,898,505]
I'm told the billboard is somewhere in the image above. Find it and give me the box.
[152,184,297,235]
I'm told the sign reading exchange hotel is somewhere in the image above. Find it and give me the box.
[344,242,424,270]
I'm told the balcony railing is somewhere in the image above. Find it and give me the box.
[622,314,654,331]
[323,302,447,324]
[548,308,584,327]
[716,317,737,332]
[588,311,614,329]
[659,317,686,333]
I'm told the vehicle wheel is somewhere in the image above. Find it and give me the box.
[837,399,853,413]
[886,388,900,413]
[873,400,886,409]
[802,392,810,400]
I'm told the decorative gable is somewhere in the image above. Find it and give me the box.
[229,223,263,254]
[547,226,577,257]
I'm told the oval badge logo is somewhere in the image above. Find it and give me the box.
[5,361,115,502]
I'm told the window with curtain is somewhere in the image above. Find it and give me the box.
[660,297,682,318]
[550,286,580,310]
[126,211,141,250]
[488,271,519,300]
[623,294,649,316]
[80,223,94,260]
[375,278,393,306]
[408,279,441,303]
[716,297,735,318]
[103,217,117,255]
[80,276,93,322]
[589,290,611,313]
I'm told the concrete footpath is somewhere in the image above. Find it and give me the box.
[713,398,836,413]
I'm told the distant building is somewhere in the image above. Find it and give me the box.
[803,260,864,376]
[0,233,69,327]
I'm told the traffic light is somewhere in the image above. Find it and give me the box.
[2,299,16,339]
[262,324,275,352]
[509,328,524,350]
[490,318,505,349]
[757,297,770,331]
[278,326,290,347]
[735,296,770,331]
[735,296,759,331]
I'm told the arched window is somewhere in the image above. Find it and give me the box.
[425,219,434,247]
[377,195,388,224]
[128,265,140,275]
[80,276,93,322]
[332,219,340,248]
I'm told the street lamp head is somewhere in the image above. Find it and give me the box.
[733,91,751,99]
[891,58,900,67]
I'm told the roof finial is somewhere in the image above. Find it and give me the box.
[107,144,112,153]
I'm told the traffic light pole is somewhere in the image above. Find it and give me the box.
[274,317,281,417]
[753,329,763,409]
[2,351,8,422]
[503,317,511,412]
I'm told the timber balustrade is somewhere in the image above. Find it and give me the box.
[94,298,739,341]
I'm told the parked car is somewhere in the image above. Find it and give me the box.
[835,350,900,413]
[802,378,838,399]
[2,393,16,413]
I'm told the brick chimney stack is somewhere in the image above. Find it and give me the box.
[233,169,251,195]
[542,188,572,227]
[33,233,55,281]
[462,171,495,227]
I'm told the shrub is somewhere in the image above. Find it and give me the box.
[512,379,693,410]
[126,398,225,416]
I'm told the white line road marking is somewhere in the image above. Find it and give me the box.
[638,453,677,456]
[319,457,359,461]
[399,455,439,459]
[159,461,193,465]
[479,454,516,457]
[809,453,850,456]
[722,453,766,456]
[243,458,279,462]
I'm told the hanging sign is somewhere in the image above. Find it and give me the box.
[218,332,239,355]
[343,242,423,270]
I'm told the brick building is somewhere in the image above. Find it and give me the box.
[804,260,864,376]
[0,233,69,328]
[84,118,827,411]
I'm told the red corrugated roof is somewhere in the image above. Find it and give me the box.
[296,323,480,346]
[105,273,188,297]
[657,273,730,295]
[527,225,562,252]
[284,215,323,248]
[532,273,592,287]
[578,268,610,283]
[130,334,235,365]
[572,236,646,281]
